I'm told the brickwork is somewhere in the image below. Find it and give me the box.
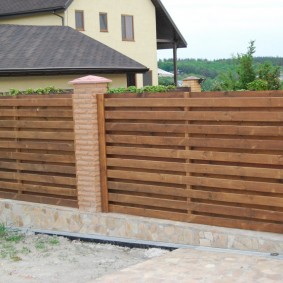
[182,77,202,92]
[70,76,111,212]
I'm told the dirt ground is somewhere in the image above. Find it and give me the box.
[0,230,169,283]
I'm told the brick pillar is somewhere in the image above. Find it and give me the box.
[69,75,112,212]
[182,76,203,92]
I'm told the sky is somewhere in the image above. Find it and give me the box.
[158,0,283,60]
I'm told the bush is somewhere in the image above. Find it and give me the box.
[247,79,268,91]
[0,86,66,96]
[107,85,176,94]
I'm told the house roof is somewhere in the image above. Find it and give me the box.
[0,25,148,76]
[0,0,187,50]
[0,0,71,17]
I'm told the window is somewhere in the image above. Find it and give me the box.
[121,15,134,41]
[75,10,84,30]
[99,13,108,32]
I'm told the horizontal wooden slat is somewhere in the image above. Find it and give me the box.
[0,191,78,208]
[107,135,283,150]
[106,147,283,165]
[191,203,283,222]
[187,163,283,180]
[109,204,188,222]
[0,161,75,175]
[0,152,75,163]
[0,181,77,196]
[189,90,283,97]
[0,109,73,117]
[109,193,188,210]
[106,123,283,137]
[105,97,283,108]
[107,158,283,179]
[191,215,283,234]
[0,141,74,151]
[108,170,283,194]
[108,181,187,197]
[106,135,186,146]
[0,131,74,140]
[107,158,185,172]
[0,120,74,129]
[0,171,76,186]
[188,138,283,151]
[190,190,283,208]
[0,98,72,107]
[105,111,283,122]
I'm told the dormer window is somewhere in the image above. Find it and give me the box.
[99,13,108,32]
[121,15,134,41]
[75,10,84,31]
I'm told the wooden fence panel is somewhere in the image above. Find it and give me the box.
[0,94,77,208]
[101,91,283,233]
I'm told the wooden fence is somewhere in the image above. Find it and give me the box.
[0,94,77,207]
[99,91,283,234]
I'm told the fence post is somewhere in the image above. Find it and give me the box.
[69,75,112,213]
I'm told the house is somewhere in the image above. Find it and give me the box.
[0,0,187,91]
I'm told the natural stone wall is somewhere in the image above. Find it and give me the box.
[1,199,283,253]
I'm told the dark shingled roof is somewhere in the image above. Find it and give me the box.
[0,0,71,17]
[0,25,148,76]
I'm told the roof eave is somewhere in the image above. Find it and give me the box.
[0,67,149,76]
[0,8,65,18]
[0,0,73,18]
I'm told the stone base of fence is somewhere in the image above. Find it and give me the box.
[1,199,282,254]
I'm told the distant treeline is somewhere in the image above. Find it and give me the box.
[158,57,283,80]
[158,57,283,90]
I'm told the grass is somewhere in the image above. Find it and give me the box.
[0,224,24,261]
[0,223,61,261]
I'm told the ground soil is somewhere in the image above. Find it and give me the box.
[0,232,168,283]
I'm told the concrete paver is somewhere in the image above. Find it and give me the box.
[92,248,283,283]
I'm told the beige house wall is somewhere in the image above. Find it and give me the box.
[0,0,158,87]
[65,0,158,87]
[0,74,126,93]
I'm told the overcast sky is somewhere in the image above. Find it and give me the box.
[158,0,283,60]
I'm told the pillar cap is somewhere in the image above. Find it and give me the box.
[69,75,112,85]
[183,76,205,83]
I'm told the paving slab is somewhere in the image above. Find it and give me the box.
[92,248,283,283]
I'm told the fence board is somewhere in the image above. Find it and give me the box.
[0,95,78,208]
[0,152,75,163]
[106,123,283,136]
[105,97,283,108]
[105,111,283,122]
[0,120,74,129]
[107,147,283,165]
[102,91,283,233]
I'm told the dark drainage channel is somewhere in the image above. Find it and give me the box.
[25,228,283,259]
[33,229,178,251]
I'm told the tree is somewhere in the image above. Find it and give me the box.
[237,40,256,89]
[213,41,281,91]
[258,62,281,90]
